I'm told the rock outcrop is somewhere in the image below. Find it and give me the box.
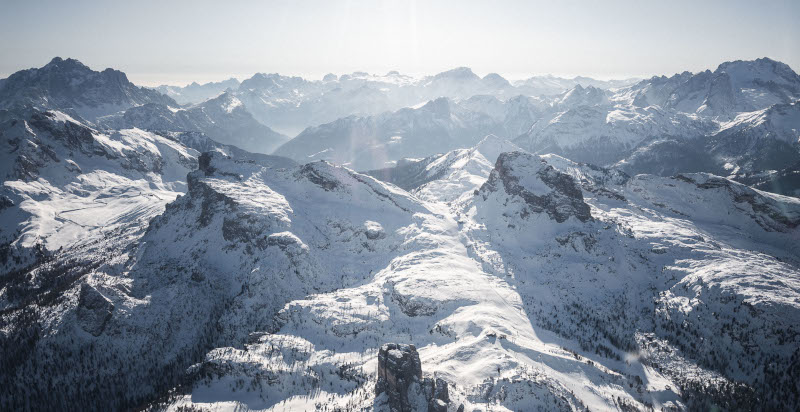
[76,283,114,337]
[479,151,592,223]
[376,343,423,411]
[376,343,454,412]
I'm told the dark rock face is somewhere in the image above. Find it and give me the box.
[76,284,114,337]
[732,162,800,198]
[377,343,423,412]
[391,289,437,317]
[3,109,177,181]
[297,162,342,191]
[198,152,217,175]
[1,115,59,181]
[426,377,450,412]
[0,195,14,211]
[481,152,592,223]
[29,111,96,152]
[376,343,454,412]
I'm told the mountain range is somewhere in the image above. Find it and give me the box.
[1,57,799,411]
[284,58,799,197]
[152,78,241,105]
[148,67,638,137]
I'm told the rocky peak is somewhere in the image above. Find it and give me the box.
[703,71,736,113]
[296,161,346,192]
[29,110,96,151]
[558,84,607,107]
[715,57,800,86]
[482,72,511,88]
[0,57,176,120]
[479,151,592,223]
[434,67,479,81]
[44,56,91,72]
[239,72,307,93]
[239,73,276,90]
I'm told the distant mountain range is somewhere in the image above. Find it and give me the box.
[149,67,638,136]
[152,78,241,105]
[280,58,799,197]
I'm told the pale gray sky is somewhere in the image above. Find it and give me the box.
[1,0,798,86]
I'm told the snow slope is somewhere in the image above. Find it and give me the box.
[161,140,799,411]
[0,108,197,273]
[3,131,799,410]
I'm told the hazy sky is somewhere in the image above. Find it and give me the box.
[1,0,798,86]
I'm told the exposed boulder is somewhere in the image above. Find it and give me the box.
[364,221,386,240]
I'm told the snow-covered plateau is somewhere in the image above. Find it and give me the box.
[1,57,799,411]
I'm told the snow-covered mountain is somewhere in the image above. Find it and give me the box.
[0,57,176,121]
[507,58,800,194]
[0,58,289,157]
[611,99,800,189]
[153,78,241,105]
[234,69,421,137]
[0,59,288,156]
[98,92,289,154]
[273,97,506,170]
[365,134,525,203]
[0,105,297,409]
[0,104,291,275]
[274,96,549,171]
[5,128,799,410]
[624,58,800,116]
[417,67,489,100]
[0,107,192,275]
